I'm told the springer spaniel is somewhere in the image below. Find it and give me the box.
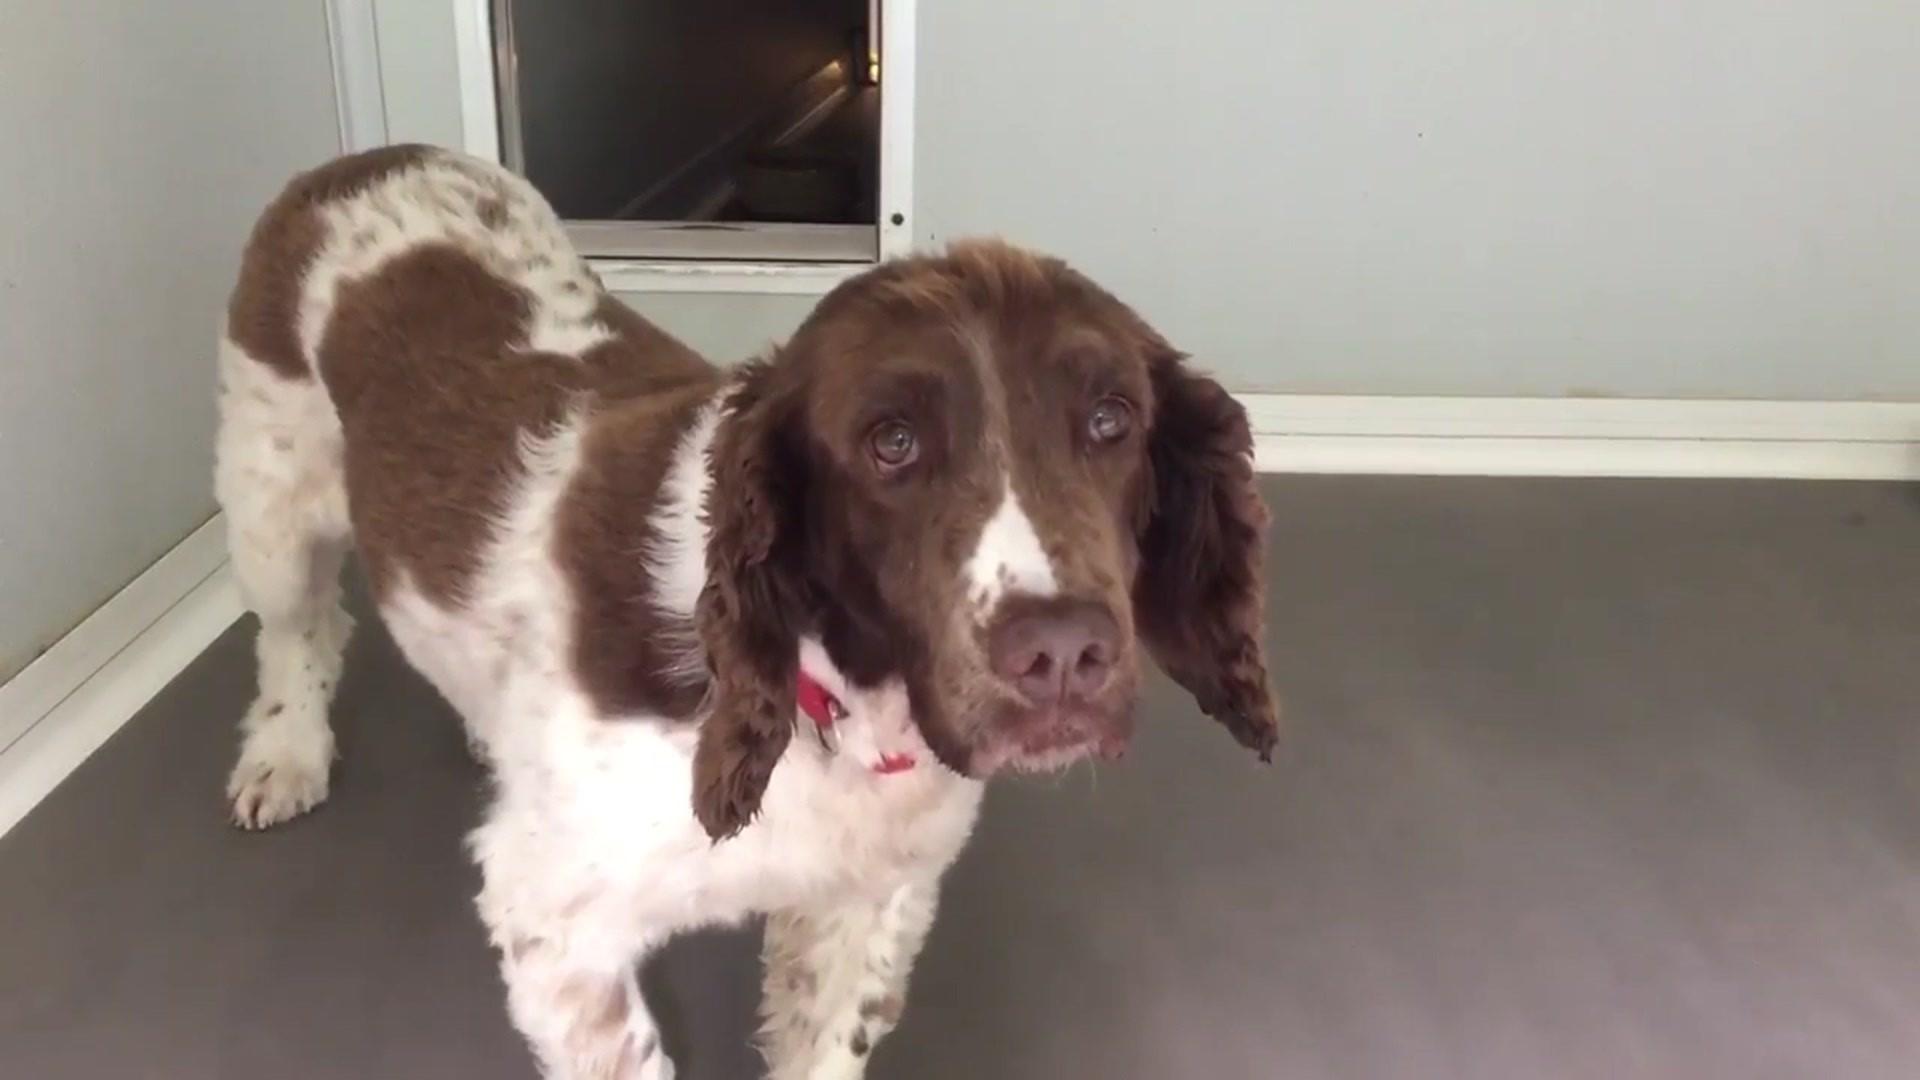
[214,145,1277,1080]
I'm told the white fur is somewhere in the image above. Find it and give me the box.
[643,397,724,691]
[215,333,353,829]
[216,148,983,1080]
[964,481,1059,615]
[761,879,941,1079]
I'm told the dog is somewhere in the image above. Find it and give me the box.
[214,145,1278,1079]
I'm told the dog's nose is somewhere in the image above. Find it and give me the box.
[989,599,1120,705]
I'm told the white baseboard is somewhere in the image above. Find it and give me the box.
[0,515,243,840]
[1243,395,1920,479]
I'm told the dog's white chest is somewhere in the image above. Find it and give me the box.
[486,710,982,940]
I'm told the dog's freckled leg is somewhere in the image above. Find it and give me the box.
[477,808,672,1080]
[758,880,939,1080]
[492,936,672,1080]
[221,430,353,830]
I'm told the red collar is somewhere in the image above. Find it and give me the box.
[795,669,917,775]
[795,668,845,729]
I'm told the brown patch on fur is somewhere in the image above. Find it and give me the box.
[475,192,509,229]
[226,144,431,379]
[320,244,556,603]
[555,379,715,720]
[323,242,731,630]
[1134,352,1280,758]
[265,702,283,717]
[309,219,734,722]
[581,295,716,400]
[859,994,904,1024]
[550,297,729,720]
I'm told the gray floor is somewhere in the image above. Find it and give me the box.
[5,476,1920,1079]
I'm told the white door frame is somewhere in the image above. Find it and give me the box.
[324,0,389,152]
[446,0,916,293]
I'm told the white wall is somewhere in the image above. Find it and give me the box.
[382,1,1920,397]
[618,292,821,364]
[913,1,1920,399]
[0,1,342,680]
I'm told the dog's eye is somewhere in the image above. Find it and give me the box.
[1087,396,1135,444]
[868,420,920,471]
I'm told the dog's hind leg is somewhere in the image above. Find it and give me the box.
[214,335,354,829]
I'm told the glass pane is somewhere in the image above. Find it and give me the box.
[498,0,879,230]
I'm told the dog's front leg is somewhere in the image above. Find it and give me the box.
[474,793,673,1077]
[495,947,670,1080]
[759,877,941,1080]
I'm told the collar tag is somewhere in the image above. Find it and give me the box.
[795,669,917,775]
[796,669,844,753]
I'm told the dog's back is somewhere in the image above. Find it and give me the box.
[214,145,717,826]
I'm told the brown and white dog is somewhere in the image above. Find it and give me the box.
[214,145,1277,1080]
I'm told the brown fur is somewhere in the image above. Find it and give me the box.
[475,192,510,230]
[320,242,725,729]
[694,368,812,838]
[320,243,565,604]
[1135,351,1279,759]
[557,382,715,720]
[227,144,431,380]
[549,293,722,719]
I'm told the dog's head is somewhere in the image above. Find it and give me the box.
[693,241,1278,838]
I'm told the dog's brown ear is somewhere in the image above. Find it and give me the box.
[693,365,810,840]
[1135,350,1280,761]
